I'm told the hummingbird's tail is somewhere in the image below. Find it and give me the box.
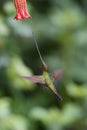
[55,93,63,101]
[49,86,63,101]
[54,90,63,101]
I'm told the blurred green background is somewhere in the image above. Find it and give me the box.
[0,0,87,130]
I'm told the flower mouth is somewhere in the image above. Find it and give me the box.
[14,11,32,20]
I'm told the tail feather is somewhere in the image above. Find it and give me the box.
[49,86,63,101]
[55,92,63,101]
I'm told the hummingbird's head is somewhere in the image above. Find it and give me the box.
[43,61,48,72]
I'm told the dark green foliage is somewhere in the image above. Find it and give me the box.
[0,0,87,130]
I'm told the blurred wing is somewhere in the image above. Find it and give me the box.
[22,75,45,84]
[51,70,62,82]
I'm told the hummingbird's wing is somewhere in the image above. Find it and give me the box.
[22,75,45,84]
[51,70,62,82]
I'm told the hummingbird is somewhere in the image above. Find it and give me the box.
[22,31,63,101]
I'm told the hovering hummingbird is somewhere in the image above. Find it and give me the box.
[22,31,63,101]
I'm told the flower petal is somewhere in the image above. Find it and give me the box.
[14,0,31,20]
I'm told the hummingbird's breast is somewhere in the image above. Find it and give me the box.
[43,71,53,88]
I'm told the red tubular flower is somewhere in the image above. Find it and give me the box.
[14,0,31,20]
